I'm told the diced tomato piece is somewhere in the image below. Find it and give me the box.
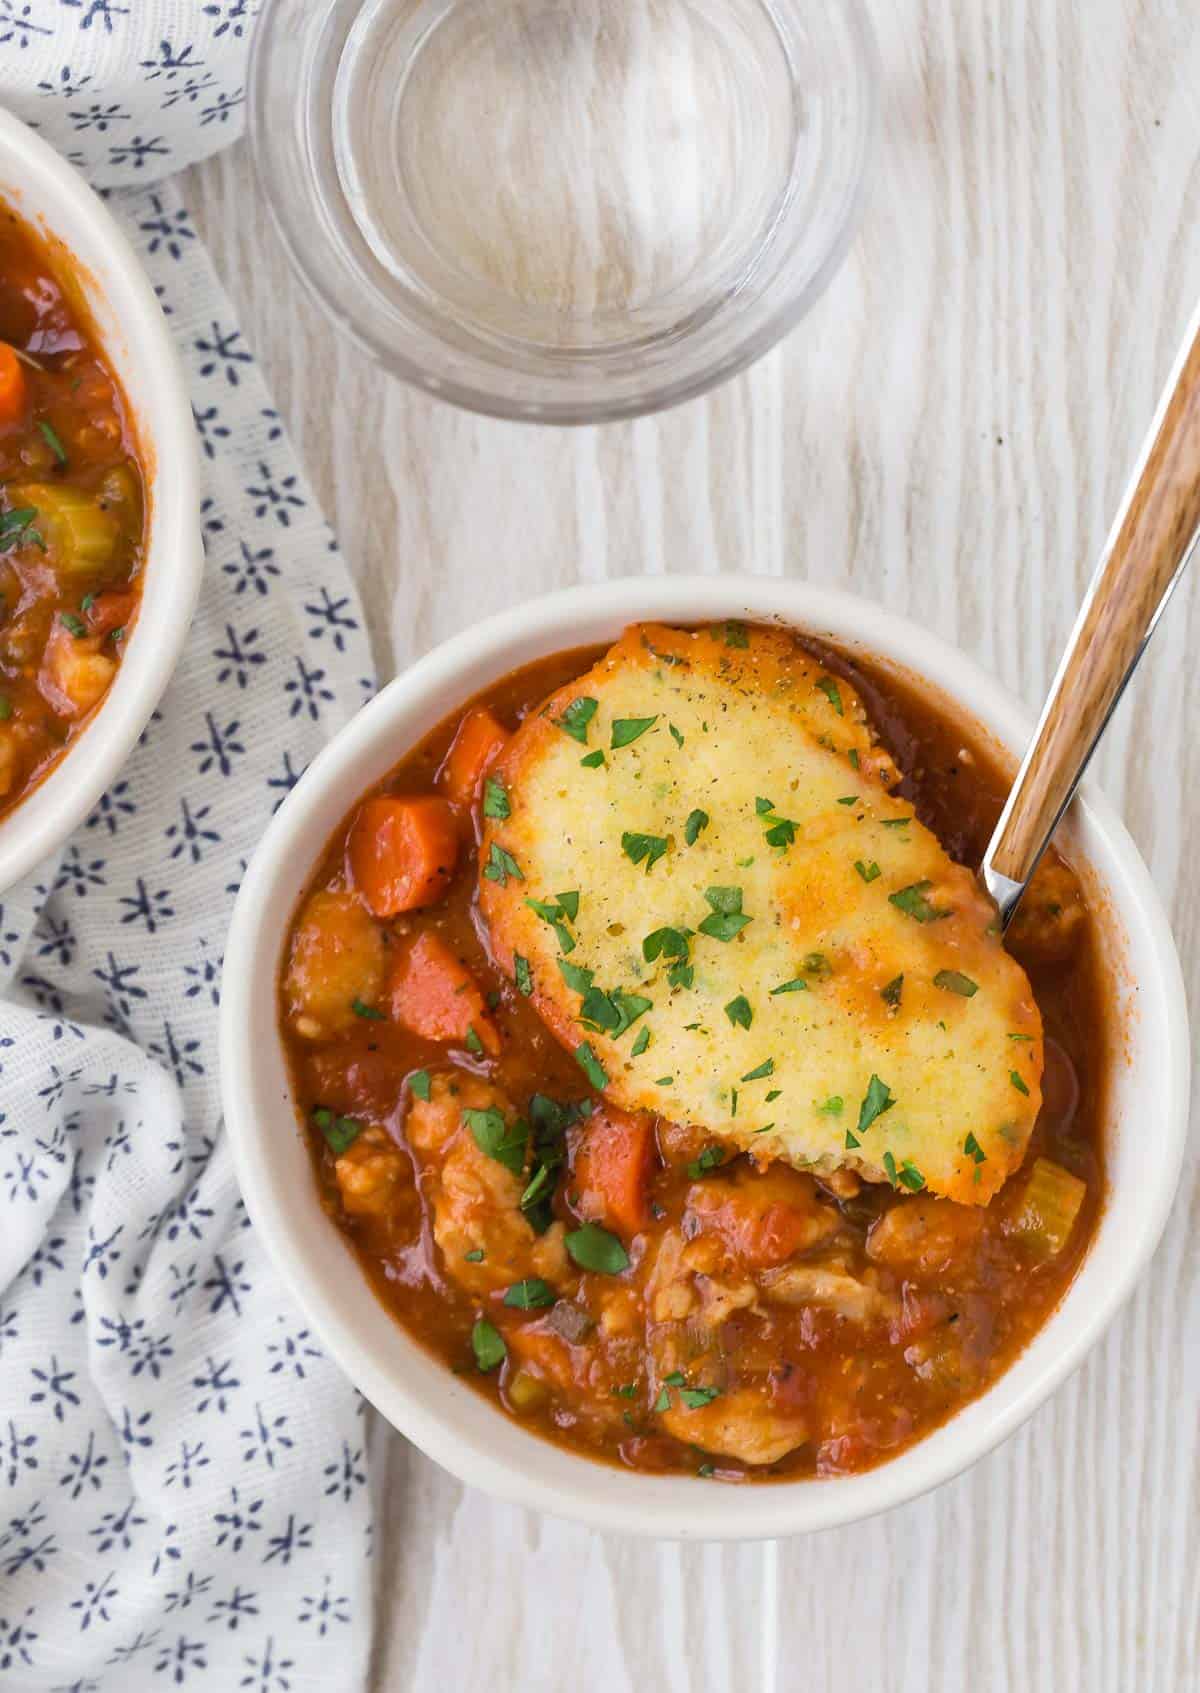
[85,589,135,636]
[571,1105,655,1237]
[438,706,509,809]
[347,794,458,917]
[0,344,27,427]
[388,929,500,1053]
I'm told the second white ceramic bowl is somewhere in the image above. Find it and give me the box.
[0,110,202,893]
[220,576,1189,1539]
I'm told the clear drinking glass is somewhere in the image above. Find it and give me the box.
[249,0,878,423]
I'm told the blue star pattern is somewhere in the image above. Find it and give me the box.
[0,4,256,189]
[0,86,375,1691]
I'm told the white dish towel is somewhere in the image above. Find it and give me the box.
[0,10,379,1690]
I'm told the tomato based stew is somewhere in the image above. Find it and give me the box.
[0,199,145,819]
[280,626,1107,1481]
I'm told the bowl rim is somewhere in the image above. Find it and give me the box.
[247,0,881,425]
[220,574,1190,1539]
[0,108,203,893]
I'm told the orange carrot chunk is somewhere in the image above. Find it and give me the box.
[438,706,509,809]
[0,344,27,428]
[571,1106,655,1237]
[346,794,458,917]
[388,929,500,1053]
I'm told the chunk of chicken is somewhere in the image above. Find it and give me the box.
[760,1262,897,1324]
[658,1385,809,1469]
[39,622,116,718]
[334,1125,408,1222]
[684,1164,845,1269]
[283,888,385,1041]
[866,1196,984,1280]
[406,1071,567,1296]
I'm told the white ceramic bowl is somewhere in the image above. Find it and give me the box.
[0,110,202,891]
[221,576,1190,1540]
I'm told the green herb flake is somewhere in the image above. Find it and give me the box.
[483,843,524,886]
[351,997,385,1021]
[316,1111,362,1155]
[1010,1069,1030,1097]
[818,1096,844,1115]
[838,795,859,806]
[482,777,510,820]
[687,1144,726,1179]
[816,675,844,716]
[622,830,669,873]
[409,1069,431,1102]
[724,994,752,1029]
[654,1076,674,1087]
[514,954,533,996]
[575,1042,608,1090]
[881,817,913,829]
[679,1386,721,1409]
[471,1318,506,1373]
[856,1073,895,1136]
[580,748,606,768]
[464,1106,527,1174]
[80,592,95,613]
[464,1248,485,1262]
[611,715,658,749]
[669,723,685,747]
[697,1462,716,1478]
[613,1383,638,1399]
[755,797,774,815]
[934,969,979,998]
[565,1221,629,1274]
[741,1059,774,1083]
[765,1089,782,1103]
[684,809,709,846]
[653,1388,671,1413]
[630,1026,651,1057]
[503,1278,555,1310]
[698,886,751,942]
[770,976,808,996]
[0,696,10,721]
[721,620,749,648]
[844,1129,861,1149]
[557,696,598,744]
[525,895,576,954]
[60,612,86,638]
[1008,1032,1034,1043]
[849,749,860,770]
[37,419,68,466]
[888,880,950,923]
[464,1025,485,1056]
[855,859,881,883]
[558,959,595,994]
[898,1159,926,1192]
[964,1131,987,1165]
[880,975,904,1009]
[643,925,691,963]
[883,1150,898,1188]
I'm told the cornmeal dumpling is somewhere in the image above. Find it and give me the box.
[479,622,1043,1204]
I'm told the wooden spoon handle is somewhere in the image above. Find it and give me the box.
[985,299,1200,908]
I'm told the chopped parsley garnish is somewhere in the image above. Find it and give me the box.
[643,925,691,963]
[856,1074,895,1136]
[503,1278,555,1309]
[934,969,979,998]
[579,986,651,1040]
[889,880,950,923]
[350,997,384,1020]
[679,1386,722,1409]
[740,1059,774,1083]
[575,1042,608,1090]
[482,777,510,819]
[816,675,844,715]
[669,723,685,747]
[720,620,749,648]
[964,1131,986,1164]
[687,1145,726,1178]
[838,795,858,806]
[697,1462,716,1478]
[557,891,580,920]
[484,843,523,886]
[471,1319,506,1372]
[80,593,94,613]
[38,419,68,466]
[817,1096,844,1115]
[612,1383,638,1399]
[654,1076,674,1087]
[845,1129,860,1149]
[881,817,913,829]
[770,976,808,995]
[557,696,598,743]
[1008,1032,1034,1042]
[880,975,903,1009]
[464,1025,485,1056]
[60,612,86,637]
[897,1159,926,1192]
[313,1109,362,1155]
[684,809,709,846]
[464,1106,527,1174]
[525,894,576,953]
[1010,1069,1030,1096]
[565,1222,629,1274]
[698,886,751,942]
[630,1026,651,1057]
[755,797,774,815]
[849,749,860,770]
[802,952,831,979]
[611,715,657,749]
[765,1089,781,1102]
[724,995,752,1029]
[0,696,11,721]
[409,1070,431,1101]
[653,1388,671,1413]
[514,954,533,996]
[0,506,42,551]
[558,959,594,993]
[464,1249,485,1262]
[855,859,881,883]
[882,1150,898,1186]
[763,813,797,849]
[622,830,669,872]
[580,748,606,768]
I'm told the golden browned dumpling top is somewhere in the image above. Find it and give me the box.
[479,622,1042,1205]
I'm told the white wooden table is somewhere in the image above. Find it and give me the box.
[188,3,1200,1686]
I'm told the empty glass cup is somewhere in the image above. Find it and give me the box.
[250,0,878,422]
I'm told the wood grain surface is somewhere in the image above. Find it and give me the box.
[186,2,1200,1687]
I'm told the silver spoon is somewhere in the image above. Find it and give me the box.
[982,299,1200,927]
